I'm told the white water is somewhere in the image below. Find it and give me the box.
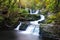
[30,9,39,14]
[14,9,45,36]
[20,9,45,36]
[14,22,22,30]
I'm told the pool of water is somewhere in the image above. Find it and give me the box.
[0,31,41,40]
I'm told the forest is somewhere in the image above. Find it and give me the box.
[0,0,60,40]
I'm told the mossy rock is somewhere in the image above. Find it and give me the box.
[19,13,40,21]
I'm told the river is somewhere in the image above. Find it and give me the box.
[14,9,45,36]
[0,9,56,40]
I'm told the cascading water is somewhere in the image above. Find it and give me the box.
[14,9,45,36]
[14,22,22,30]
[30,9,39,14]
[20,9,45,36]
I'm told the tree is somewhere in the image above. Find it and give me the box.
[0,0,40,30]
[43,0,60,37]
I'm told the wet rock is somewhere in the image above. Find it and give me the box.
[39,24,60,40]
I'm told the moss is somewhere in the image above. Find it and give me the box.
[19,13,40,21]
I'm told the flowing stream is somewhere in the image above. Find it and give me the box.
[14,9,45,36]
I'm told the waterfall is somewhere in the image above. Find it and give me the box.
[30,9,39,14]
[38,15,45,21]
[14,22,22,30]
[15,9,45,36]
[20,9,45,36]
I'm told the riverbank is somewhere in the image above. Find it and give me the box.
[39,24,60,40]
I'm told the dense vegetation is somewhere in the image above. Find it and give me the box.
[38,0,60,38]
[0,0,40,30]
[0,0,60,37]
